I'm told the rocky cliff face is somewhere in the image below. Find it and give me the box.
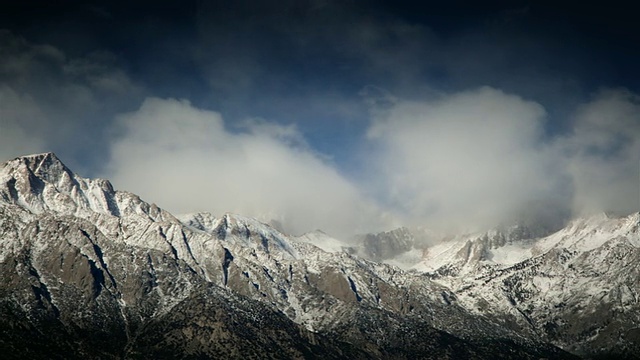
[0,152,627,359]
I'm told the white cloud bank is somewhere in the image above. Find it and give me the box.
[105,97,388,238]
[105,88,640,238]
[561,89,640,216]
[367,87,569,232]
[367,86,639,232]
[0,31,141,171]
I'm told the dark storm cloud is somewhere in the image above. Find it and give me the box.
[186,0,640,141]
[186,1,599,172]
[0,30,142,172]
[5,1,637,127]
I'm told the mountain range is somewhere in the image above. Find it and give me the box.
[0,152,638,359]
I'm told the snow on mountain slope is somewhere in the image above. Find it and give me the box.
[532,212,640,254]
[6,152,639,358]
[294,230,352,253]
[1,152,120,216]
[414,212,640,358]
[178,211,299,260]
[413,212,640,276]
[0,153,576,359]
[413,226,540,274]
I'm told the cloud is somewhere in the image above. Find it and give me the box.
[105,97,388,238]
[367,86,571,232]
[0,85,48,159]
[0,31,61,161]
[2,9,639,240]
[102,88,640,239]
[186,1,603,177]
[0,30,142,172]
[560,89,640,216]
[365,86,640,233]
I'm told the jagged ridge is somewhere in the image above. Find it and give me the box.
[0,153,617,358]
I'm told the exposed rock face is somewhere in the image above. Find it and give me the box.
[0,152,618,359]
[355,227,415,262]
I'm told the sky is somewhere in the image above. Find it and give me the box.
[1,1,639,238]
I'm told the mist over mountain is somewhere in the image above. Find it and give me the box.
[97,87,639,238]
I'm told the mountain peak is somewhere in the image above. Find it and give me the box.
[2,152,72,183]
[17,152,69,178]
[0,152,123,216]
[20,151,58,159]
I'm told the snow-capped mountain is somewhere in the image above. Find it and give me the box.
[410,213,640,358]
[0,153,635,358]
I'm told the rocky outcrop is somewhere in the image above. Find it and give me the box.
[355,227,415,262]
